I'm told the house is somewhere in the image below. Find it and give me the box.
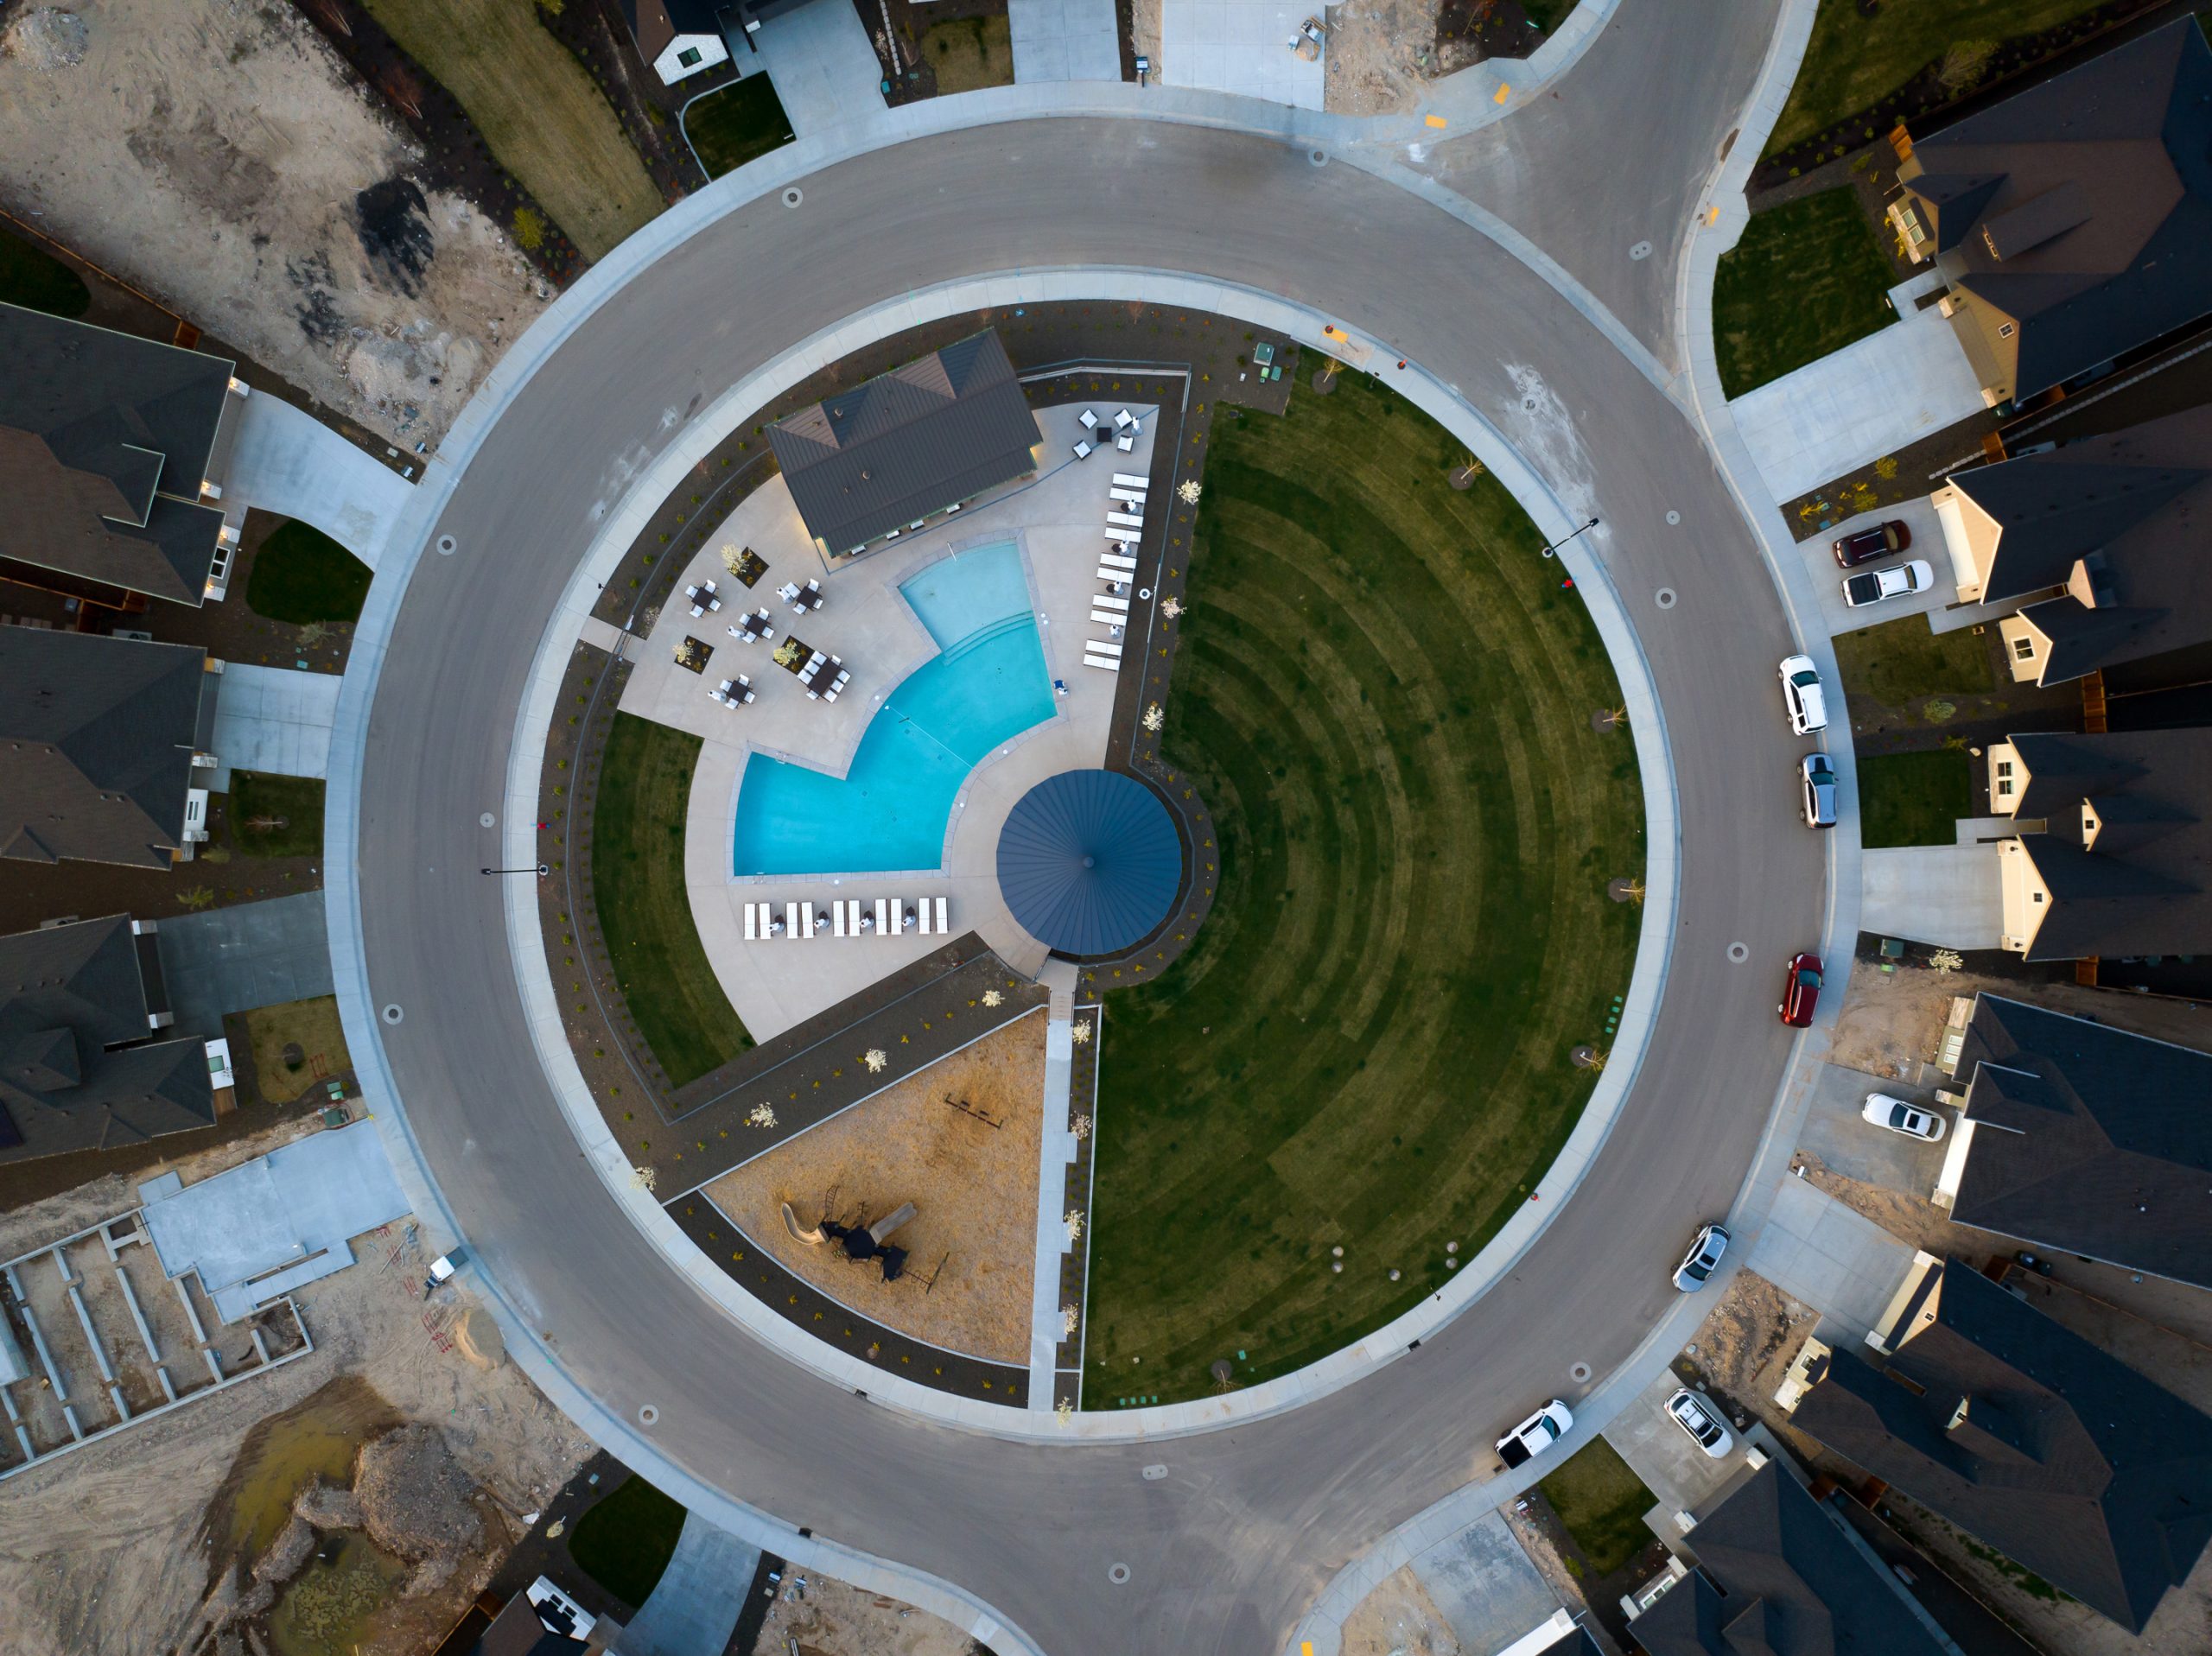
[1983,727,2212,960]
[769,330,1044,559]
[1624,1459,1955,1656]
[1931,993,2212,1291]
[1887,19,2212,409]
[1781,1257,2212,1632]
[0,301,247,609]
[1929,405,2212,683]
[474,1576,618,1655]
[0,915,218,1164]
[0,627,224,869]
[618,0,731,83]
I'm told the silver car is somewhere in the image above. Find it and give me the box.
[1673,1222,1730,1292]
[1800,752,1836,828]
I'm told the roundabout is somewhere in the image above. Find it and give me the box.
[332,29,1828,1653]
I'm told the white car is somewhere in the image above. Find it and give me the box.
[1672,1222,1730,1293]
[1778,655,1827,735]
[1495,1399,1574,1469]
[1665,1388,1734,1459]
[1840,558,1935,608]
[1862,1094,1947,1142]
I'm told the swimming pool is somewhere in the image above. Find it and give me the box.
[730,544,1055,876]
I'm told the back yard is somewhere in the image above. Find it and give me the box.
[1081,372,1645,1405]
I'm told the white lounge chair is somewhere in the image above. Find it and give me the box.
[1104,529,1141,546]
[1101,550,1138,568]
[832,901,850,938]
[1109,487,1147,507]
[744,903,761,942]
[1095,593,1131,612]
[784,901,800,939]
[888,900,907,936]
[874,897,890,936]
[1106,511,1143,530]
[1111,472,1147,488]
[1083,653,1119,672]
[933,897,949,934]
[799,901,817,939]
[1091,611,1127,627]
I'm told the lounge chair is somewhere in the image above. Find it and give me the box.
[1083,652,1119,672]
[1090,610,1126,627]
[1111,472,1147,488]
[744,902,761,941]
[1102,550,1138,568]
[1109,487,1146,507]
[798,901,817,939]
[832,901,849,938]
[1096,593,1131,612]
[934,896,949,933]
[1106,511,1143,530]
[874,897,890,936]
[784,901,800,939]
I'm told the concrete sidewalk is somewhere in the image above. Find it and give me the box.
[154,891,334,1037]
[1748,1176,1914,1344]
[1010,0,1120,82]
[753,0,886,136]
[210,663,342,789]
[616,1509,760,1656]
[225,393,412,568]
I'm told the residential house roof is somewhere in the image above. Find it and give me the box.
[1947,993,2212,1290]
[0,628,219,869]
[0,915,213,1163]
[769,331,1043,554]
[1787,1260,2212,1631]
[2001,727,2212,959]
[1948,405,2212,682]
[1898,20,2212,400]
[0,301,234,607]
[1630,1461,1950,1656]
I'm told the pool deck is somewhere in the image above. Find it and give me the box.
[615,402,1160,1044]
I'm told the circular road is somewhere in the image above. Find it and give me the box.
[353,117,1822,1654]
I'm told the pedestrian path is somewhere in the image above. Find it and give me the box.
[225,393,412,568]
[1009,0,1121,83]
[753,0,887,136]
[1028,959,1081,1409]
[209,663,341,789]
[616,1510,761,1656]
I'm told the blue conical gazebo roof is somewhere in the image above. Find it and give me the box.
[995,770,1181,957]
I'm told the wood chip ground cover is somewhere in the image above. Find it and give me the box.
[1081,372,1644,1404]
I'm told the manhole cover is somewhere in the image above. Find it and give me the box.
[436,534,457,556]
[1570,1361,1593,1383]
[782,187,804,207]
[381,1004,404,1025]
[1308,148,1328,167]
[1727,942,1750,963]
[480,811,495,828]
[638,1404,660,1426]
[1665,510,1681,526]
[1656,587,1678,610]
[1108,1563,1132,1585]
[1629,239,1654,261]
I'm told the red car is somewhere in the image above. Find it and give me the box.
[1832,520,1911,568]
[1779,953,1823,1026]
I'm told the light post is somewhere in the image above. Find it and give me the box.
[1541,517,1599,559]
[482,864,550,877]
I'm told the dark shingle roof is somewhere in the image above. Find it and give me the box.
[0,302,233,606]
[1900,21,2212,399]
[0,629,217,869]
[769,331,1042,554]
[1630,1462,1951,1656]
[1789,1262,2212,1632]
[1948,993,2212,1290]
[0,915,213,1163]
[2003,727,2212,960]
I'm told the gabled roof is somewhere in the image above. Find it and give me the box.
[1788,1262,2212,1631]
[0,915,213,1163]
[1948,994,2212,1290]
[769,331,1042,553]
[1631,1462,1950,1656]
[2003,727,2212,960]
[1899,21,2212,398]
[0,302,233,606]
[0,628,217,869]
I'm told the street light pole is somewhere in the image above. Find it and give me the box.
[482,864,550,877]
[1541,517,1600,559]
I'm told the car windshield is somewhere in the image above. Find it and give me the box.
[1810,767,1834,785]
[1796,968,1821,987]
[1790,670,1819,688]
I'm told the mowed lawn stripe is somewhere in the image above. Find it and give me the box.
[361,0,664,260]
[1084,377,1643,1401]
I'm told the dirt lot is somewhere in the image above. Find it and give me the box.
[0,1117,592,1656]
[1338,1564,1465,1656]
[751,1573,976,1656]
[0,0,547,449]
[703,1012,1046,1366]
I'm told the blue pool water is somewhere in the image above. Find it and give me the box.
[731,545,1055,876]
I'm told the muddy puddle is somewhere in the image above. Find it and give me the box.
[211,1374,402,1563]
[265,1530,410,1656]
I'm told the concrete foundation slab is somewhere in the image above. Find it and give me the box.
[1009,0,1122,83]
[616,1509,761,1656]
[1161,0,1327,109]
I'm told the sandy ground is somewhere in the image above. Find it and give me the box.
[1338,1564,1465,1656]
[0,1118,592,1656]
[751,1573,976,1656]
[1681,1268,1820,1426]
[0,0,546,449]
[703,1013,1046,1365]
[1324,0,1465,115]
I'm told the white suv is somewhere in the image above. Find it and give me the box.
[1665,1388,1734,1459]
[1778,656,1827,734]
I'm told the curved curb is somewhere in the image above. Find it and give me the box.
[493,267,1681,1443]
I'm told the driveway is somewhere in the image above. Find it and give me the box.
[154,892,334,1037]
[1747,1176,1916,1345]
[753,0,885,134]
[1405,1510,1560,1656]
[210,663,341,790]
[1160,0,1325,109]
[1009,0,1120,82]
[1794,1061,1951,1196]
[226,393,412,568]
[1604,1366,1746,1530]
[1861,844,2004,952]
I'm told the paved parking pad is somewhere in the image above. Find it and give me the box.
[1604,1366,1745,1532]
[1796,1061,1951,1194]
[154,891,334,1036]
[1747,1177,1916,1345]
[210,663,341,789]
[1009,0,1121,81]
[613,1509,760,1656]
[1407,1509,1562,1656]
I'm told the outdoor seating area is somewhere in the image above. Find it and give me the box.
[778,578,825,615]
[684,579,724,617]
[709,675,756,708]
[773,635,855,703]
[728,607,776,644]
[1086,471,1149,672]
[1072,405,1143,460]
[742,895,952,941]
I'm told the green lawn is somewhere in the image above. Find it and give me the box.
[230,774,326,860]
[1832,615,1995,707]
[920,15,1016,93]
[1859,750,1974,849]
[1082,372,1644,1406]
[565,1474,684,1608]
[1713,188,1897,398]
[594,713,751,1086]
[1539,1438,1658,1576]
[245,522,374,625]
[682,75,795,179]
[1768,0,2106,155]
[0,228,90,318]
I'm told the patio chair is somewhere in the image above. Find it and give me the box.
[1073,440,1095,460]
[1083,651,1119,672]
[1116,431,1136,453]
[1080,409,1099,431]
[1114,409,1134,431]
[1091,610,1125,626]
[784,901,800,939]
[933,897,949,934]
[1111,472,1147,488]
[744,903,761,942]
[833,901,850,938]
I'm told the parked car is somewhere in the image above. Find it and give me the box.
[1841,559,1935,608]
[1800,752,1837,828]
[1777,655,1827,735]
[1832,520,1912,568]
[1673,1222,1731,1292]
[1665,1388,1734,1458]
[1495,1399,1574,1469]
[1862,1093,1948,1142]
[1779,952,1823,1026]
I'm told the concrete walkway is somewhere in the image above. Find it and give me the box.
[209,663,342,790]
[1028,960,1081,1410]
[1861,843,2002,951]
[225,393,412,568]
[753,0,886,136]
[615,1509,761,1656]
[1747,1176,1915,1344]
[1009,0,1120,83]
[153,892,334,1037]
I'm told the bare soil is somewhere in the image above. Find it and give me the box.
[703,1012,1047,1366]
[0,0,548,449]
[1339,1564,1465,1656]
[750,1571,976,1656]
[0,1117,592,1656]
